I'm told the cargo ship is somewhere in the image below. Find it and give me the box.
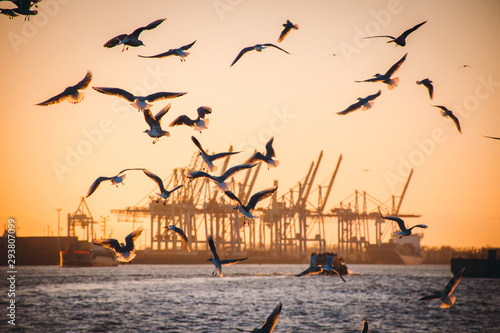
[59,240,119,267]
[309,252,348,275]
[363,233,424,265]
[451,248,500,278]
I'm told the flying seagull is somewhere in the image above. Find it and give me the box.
[230,43,290,67]
[245,137,279,168]
[143,169,183,204]
[165,225,190,253]
[86,168,145,197]
[143,103,171,144]
[356,53,407,90]
[416,78,434,100]
[0,8,18,19]
[432,105,462,134]
[36,71,92,106]
[139,40,196,61]
[295,264,346,282]
[419,267,465,308]
[207,235,248,277]
[364,21,427,47]
[169,106,212,132]
[224,186,277,219]
[103,18,166,51]
[361,319,369,333]
[93,226,144,263]
[191,136,241,172]
[8,0,38,20]
[337,90,382,115]
[380,214,427,239]
[92,86,186,111]
[278,19,299,42]
[186,163,257,191]
[236,302,283,333]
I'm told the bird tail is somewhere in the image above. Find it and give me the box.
[440,296,456,308]
[387,77,399,90]
[268,159,279,168]
[206,163,218,173]
[68,92,85,104]
[361,101,374,111]
[194,118,209,132]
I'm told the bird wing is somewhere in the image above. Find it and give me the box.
[258,302,282,332]
[265,137,276,158]
[86,176,114,197]
[295,266,321,277]
[420,79,434,100]
[230,46,256,67]
[168,184,183,194]
[197,106,212,118]
[247,187,277,210]
[363,35,395,40]
[337,100,363,115]
[154,103,171,123]
[224,190,245,207]
[442,267,465,296]
[220,257,248,266]
[219,163,257,181]
[278,25,293,43]
[418,292,441,301]
[93,238,121,253]
[179,40,196,51]
[366,89,382,101]
[73,71,93,90]
[143,169,166,193]
[263,43,290,54]
[129,18,166,39]
[483,135,500,140]
[92,87,136,102]
[143,109,157,129]
[385,53,407,77]
[210,151,241,161]
[168,225,190,253]
[245,152,266,163]
[125,226,144,249]
[208,235,219,261]
[328,267,347,282]
[145,91,187,102]
[138,49,175,58]
[191,136,207,155]
[36,91,71,106]
[355,77,380,83]
[381,214,406,231]
[103,34,128,48]
[170,115,195,127]
[186,170,213,181]
[412,224,428,230]
[448,112,462,134]
[400,21,427,39]
[432,105,448,113]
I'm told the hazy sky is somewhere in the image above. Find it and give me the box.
[1,0,499,249]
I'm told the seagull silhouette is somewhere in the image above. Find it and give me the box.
[380,214,427,238]
[245,137,279,168]
[230,43,290,67]
[356,53,407,90]
[37,71,92,106]
[139,40,196,61]
[191,136,241,172]
[337,90,382,115]
[143,169,183,204]
[416,78,434,100]
[364,21,426,46]
[186,163,257,191]
[93,226,144,263]
[165,225,190,253]
[143,104,171,144]
[92,86,186,111]
[86,168,145,197]
[207,235,248,277]
[361,319,369,333]
[236,302,283,333]
[278,20,299,42]
[169,106,212,132]
[103,18,166,51]
[419,267,465,308]
[432,105,462,134]
[295,264,346,282]
[224,186,277,219]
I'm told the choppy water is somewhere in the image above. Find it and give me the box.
[2,264,500,332]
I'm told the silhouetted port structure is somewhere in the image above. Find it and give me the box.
[110,147,419,260]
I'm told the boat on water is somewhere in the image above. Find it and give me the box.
[363,233,424,265]
[451,248,500,278]
[60,240,119,267]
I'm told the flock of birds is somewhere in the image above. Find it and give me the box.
[4,3,477,330]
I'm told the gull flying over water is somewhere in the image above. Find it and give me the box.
[86,168,145,197]
[143,103,171,144]
[186,163,257,191]
[337,90,382,115]
[245,137,279,168]
[143,169,183,204]
[224,186,277,220]
[295,264,346,282]
[364,21,427,47]
[419,267,465,308]
[230,43,290,67]
[207,235,248,277]
[432,105,462,134]
[103,18,166,52]
[139,40,196,61]
[236,302,282,333]
[191,136,241,172]
[278,19,299,42]
[356,53,407,90]
[36,71,92,106]
[92,86,186,111]
[169,106,212,132]
[93,226,144,263]
[381,214,427,239]
[165,225,190,253]
[416,78,434,100]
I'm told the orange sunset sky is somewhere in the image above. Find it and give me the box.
[1,0,499,249]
